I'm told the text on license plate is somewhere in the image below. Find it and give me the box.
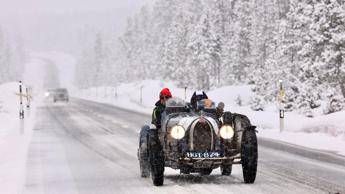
[186,151,220,158]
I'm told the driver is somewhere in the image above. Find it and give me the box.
[151,88,172,129]
[190,91,208,110]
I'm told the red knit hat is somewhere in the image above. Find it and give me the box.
[160,88,172,99]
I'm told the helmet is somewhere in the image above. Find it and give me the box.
[190,91,208,109]
[217,102,225,110]
[160,88,172,99]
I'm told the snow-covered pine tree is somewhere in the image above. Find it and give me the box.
[151,0,182,79]
[277,0,345,115]
[74,0,344,116]
[209,0,226,86]
[160,11,189,86]
[11,34,26,81]
[0,26,24,83]
[309,0,345,113]
[93,33,106,87]
[187,12,216,90]
[220,0,238,85]
[296,0,325,114]
[232,0,254,83]
[0,27,8,83]
[248,0,285,110]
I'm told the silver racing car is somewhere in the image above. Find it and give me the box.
[138,97,258,186]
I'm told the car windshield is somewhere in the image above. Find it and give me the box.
[166,97,186,107]
[197,99,216,109]
[56,88,68,93]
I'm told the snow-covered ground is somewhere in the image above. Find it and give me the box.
[0,82,37,194]
[0,52,47,194]
[74,80,345,156]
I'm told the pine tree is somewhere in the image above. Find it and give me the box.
[311,0,345,98]
[232,0,254,83]
[309,0,345,112]
[0,27,6,83]
[187,12,216,90]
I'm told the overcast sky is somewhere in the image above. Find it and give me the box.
[0,0,152,52]
[0,0,151,14]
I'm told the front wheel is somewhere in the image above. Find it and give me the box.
[241,129,258,183]
[148,130,164,186]
[138,147,150,178]
[138,126,150,178]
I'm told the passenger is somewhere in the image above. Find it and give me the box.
[151,88,172,129]
[216,102,225,119]
[204,99,213,108]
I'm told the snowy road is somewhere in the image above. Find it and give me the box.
[23,98,345,194]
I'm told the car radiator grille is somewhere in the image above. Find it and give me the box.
[191,122,213,151]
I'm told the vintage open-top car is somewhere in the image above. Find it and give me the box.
[138,97,258,186]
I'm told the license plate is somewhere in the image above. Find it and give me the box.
[186,151,220,158]
[194,161,213,168]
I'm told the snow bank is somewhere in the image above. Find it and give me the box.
[74,80,345,156]
[0,82,37,194]
[75,80,197,115]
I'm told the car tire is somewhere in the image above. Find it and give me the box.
[241,129,258,184]
[148,129,164,186]
[138,126,150,178]
[199,168,212,176]
[221,164,232,176]
[139,147,150,178]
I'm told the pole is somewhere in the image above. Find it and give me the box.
[140,86,143,105]
[278,80,285,132]
[19,81,24,119]
[184,87,187,101]
[25,87,30,108]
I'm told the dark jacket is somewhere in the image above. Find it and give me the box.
[151,100,165,129]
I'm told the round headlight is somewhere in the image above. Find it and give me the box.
[170,125,185,139]
[220,125,234,139]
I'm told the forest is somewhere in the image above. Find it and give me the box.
[48,0,345,115]
[0,26,25,84]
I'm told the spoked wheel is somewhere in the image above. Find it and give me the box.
[148,130,164,186]
[138,126,150,178]
[138,146,150,178]
[241,129,258,183]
